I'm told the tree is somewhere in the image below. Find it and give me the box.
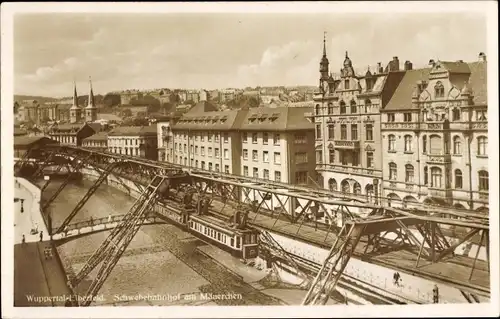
[120,108,132,118]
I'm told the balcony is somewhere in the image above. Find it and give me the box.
[382,122,419,130]
[426,154,451,164]
[469,121,488,130]
[428,188,447,198]
[334,140,360,149]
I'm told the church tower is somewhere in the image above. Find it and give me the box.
[70,81,81,124]
[85,77,97,122]
[319,32,330,92]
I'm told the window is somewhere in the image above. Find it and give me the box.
[340,101,346,114]
[183,144,187,153]
[429,135,442,155]
[315,104,320,115]
[352,152,359,166]
[366,124,373,141]
[422,136,427,153]
[215,134,219,142]
[328,178,337,191]
[452,108,461,121]
[404,113,412,122]
[328,103,334,114]
[404,135,412,152]
[388,135,396,151]
[453,136,461,155]
[431,167,442,188]
[455,169,463,189]
[242,132,248,143]
[424,166,428,185]
[387,113,395,122]
[201,161,206,170]
[208,147,213,157]
[252,150,258,161]
[263,133,269,144]
[389,163,397,180]
[252,133,258,144]
[195,160,199,167]
[195,146,198,155]
[341,125,347,140]
[477,136,487,155]
[215,164,220,172]
[353,183,361,194]
[329,149,335,163]
[263,169,270,180]
[190,158,194,167]
[263,151,269,163]
[243,166,248,176]
[315,125,322,139]
[274,133,280,145]
[345,79,350,90]
[215,148,220,158]
[341,180,350,193]
[294,133,306,144]
[366,152,374,168]
[253,167,259,178]
[201,146,205,156]
[350,100,357,114]
[223,133,229,143]
[405,164,414,183]
[295,171,308,184]
[316,150,323,164]
[478,170,489,191]
[243,149,248,160]
[200,133,205,142]
[477,110,487,121]
[434,81,444,98]
[224,149,229,159]
[208,162,213,171]
[351,124,358,140]
[274,171,281,182]
[365,99,372,113]
[274,152,281,164]
[328,125,335,140]
[295,152,307,164]
[339,150,347,165]
[208,134,212,142]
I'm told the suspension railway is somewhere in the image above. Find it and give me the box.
[14,144,490,306]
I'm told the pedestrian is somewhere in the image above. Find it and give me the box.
[393,272,401,287]
[433,284,439,304]
[20,199,25,213]
[90,216,94,226]
[22,234,26,244]
[39,231,43,242]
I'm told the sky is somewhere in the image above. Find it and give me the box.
[14,12,487,97]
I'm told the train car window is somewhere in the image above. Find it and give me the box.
[217,233,221,241]
[230,238,234,247]
[236,237,240,248]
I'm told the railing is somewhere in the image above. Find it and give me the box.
[334,140,360,149]
[316,164,380,176]
[426,154,451,164]
[382,123,419,130]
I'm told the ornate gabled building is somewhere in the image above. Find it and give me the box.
[309,35,405,203]
[380,53,488,212]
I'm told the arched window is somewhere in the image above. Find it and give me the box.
[353,182,361,194]
[388,135,396,151]
[434,81,444,98]
[389,163,397,180]
[477,136,487,155]
[365,99,371,113]
[328,178,338,192]
[404,135,412,152]
[340,101,346,114]
[405,164,414,183]
[366,184,374,202]
[315,104,320,115]
[422,135,427,153]
[429,135,442,155]
[455,169,463,189]
[328,103,334,115]
[478,170,489,191]
[424,166,429,185]
[350,100,357,114]
[431,167,442,188]
[453,136,461,155]
[341,180,350,193]
[452,108,461,121]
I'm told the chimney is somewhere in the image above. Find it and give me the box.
[392,56,400,71]
[404,60,413,71]
[479,52,486,62]
[377,62,383,73]
[428,59,436,67]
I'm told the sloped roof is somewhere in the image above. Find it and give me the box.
[108,125,157,136]
[186,100,218,113]
[439,61,471,74]
[83,132,108,141]
[87,122,102,133]
[383,68,431,110]
[98,113,123,122]
[467,62,487,105]
[239,107,314,131]
[51,123,86,132]
[14,136,58,147]
[172,109,243,131]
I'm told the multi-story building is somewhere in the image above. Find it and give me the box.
[47,123,97,146]
[309,37,406,202]
[82,132,108,151]
[107,125,158,160]
[156,114,182,162]
[170,101,316,184]
[381,53,488,211]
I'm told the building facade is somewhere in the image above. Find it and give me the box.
[169,101,316,184]
[156,114,181,162]
[82,132,108,151]
[47,123,97,146]
[107,126,158,160]
[380,54,488,211]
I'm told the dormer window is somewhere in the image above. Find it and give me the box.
[434,81,445,98]
[366,79,373,91]
[344,79,350,90]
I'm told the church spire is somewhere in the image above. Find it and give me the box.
[87,76,95,108]
[71,80,79,110]
[323,31,327,57]
[319,32,329,81]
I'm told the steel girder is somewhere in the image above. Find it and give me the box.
[73,175,167,306]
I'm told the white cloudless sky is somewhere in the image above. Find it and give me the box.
[14,12,486,97]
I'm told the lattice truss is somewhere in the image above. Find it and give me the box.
[15,145,491,305]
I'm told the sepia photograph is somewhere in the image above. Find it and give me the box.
[1,1,498,318]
